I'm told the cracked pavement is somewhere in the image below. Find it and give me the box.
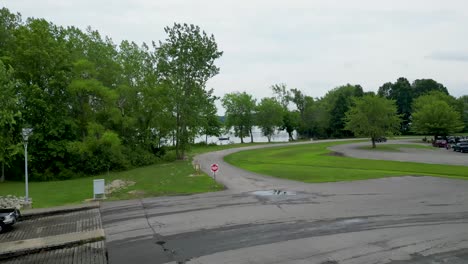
[101,140,468,264]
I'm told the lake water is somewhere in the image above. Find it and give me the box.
[195,127,296,145]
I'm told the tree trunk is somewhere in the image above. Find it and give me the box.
[239,126,244,143]
[1,162,4,182]
[268,135,271,143]
[288,131,293,141]
[250,128,254,143]
[205,134,208,144]
[372,138,376,148]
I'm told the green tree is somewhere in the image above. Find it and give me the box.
[0,8,21,64]
[0,61,21,181]
[271,83,290,108]
[344,95,401,148]
[222,92,256,143]
[411,79,448,98]
[11,17,78,180]
[411,94,464,139]
[156,23,222,159]
[323,84,364,137]
[256,98,284,142]
[378,77,413,133]
[459,95,468,132]
[302,99,329,139]
[281,110,300,141]
[200,96,222,144]
[288,88,315,138]
[67,59,118,139]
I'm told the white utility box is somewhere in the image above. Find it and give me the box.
[93,179,105,199]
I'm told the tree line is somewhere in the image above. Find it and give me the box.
[223,81,467,144]
[1,8,467,181]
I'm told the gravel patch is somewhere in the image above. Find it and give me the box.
[105,179,135,195]
[0,195,30,209]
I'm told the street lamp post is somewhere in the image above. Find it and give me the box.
[22,128,33,203]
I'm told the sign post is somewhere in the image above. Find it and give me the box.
[210,164,219,180]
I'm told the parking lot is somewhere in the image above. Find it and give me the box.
[0,207,106,264]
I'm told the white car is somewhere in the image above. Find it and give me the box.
[0,208,21,233]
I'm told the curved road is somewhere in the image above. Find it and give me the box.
[102,139,468,264]
[329,139,468,166]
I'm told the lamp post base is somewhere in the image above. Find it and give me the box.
[22,198,32,209]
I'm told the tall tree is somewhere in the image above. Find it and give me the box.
[256,98,284,142]
[12,18,77,180]
[271,83,290,108]
[344,95,401,148]
[323,84,364,137]
[0,8,21,64]
[0,61,21,181]
[200,96,222,144]
[378,77,413,133]
[156,23,222,159]
[222,92,256,143]
[302,99,329,139]
[411,93,464,139]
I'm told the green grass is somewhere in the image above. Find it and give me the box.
[0,161,223,208]
[358,144,432,152]
[224,141,468,183]
[0,142,284,208]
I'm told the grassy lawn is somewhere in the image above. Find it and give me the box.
[358,144,433,152]
[0,160,223,208]
[224,141,468,183]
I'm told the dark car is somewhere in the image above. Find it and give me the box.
[459,143,468,153]
[432,139,448,148]
[375,137,387,143]
[0,208,21,233]
[453,142,467,152]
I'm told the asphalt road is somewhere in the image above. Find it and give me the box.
[329,139,468,166]
[102,139,468,264]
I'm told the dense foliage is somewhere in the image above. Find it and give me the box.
[0,8,221,181]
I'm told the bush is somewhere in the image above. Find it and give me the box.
[162,150,177,162]
[124,146,159,167]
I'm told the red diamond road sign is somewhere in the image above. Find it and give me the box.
[211,164,219,173]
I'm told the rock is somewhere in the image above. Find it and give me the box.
[0,195,31,209]
[105,179,136,195]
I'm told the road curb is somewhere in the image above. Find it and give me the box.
[21,202,100,220]
[0,229,105,260]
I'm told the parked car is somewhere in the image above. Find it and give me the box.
[452,142,468,152]
[432,139,448,148]
[0,208,21,233]
[459,143,468,153]
[375,137,387,143]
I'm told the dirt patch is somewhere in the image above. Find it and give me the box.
[105,179,136,194]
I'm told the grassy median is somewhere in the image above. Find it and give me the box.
[224,141,468,183]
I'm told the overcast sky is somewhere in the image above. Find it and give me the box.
[3,0,468,104]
